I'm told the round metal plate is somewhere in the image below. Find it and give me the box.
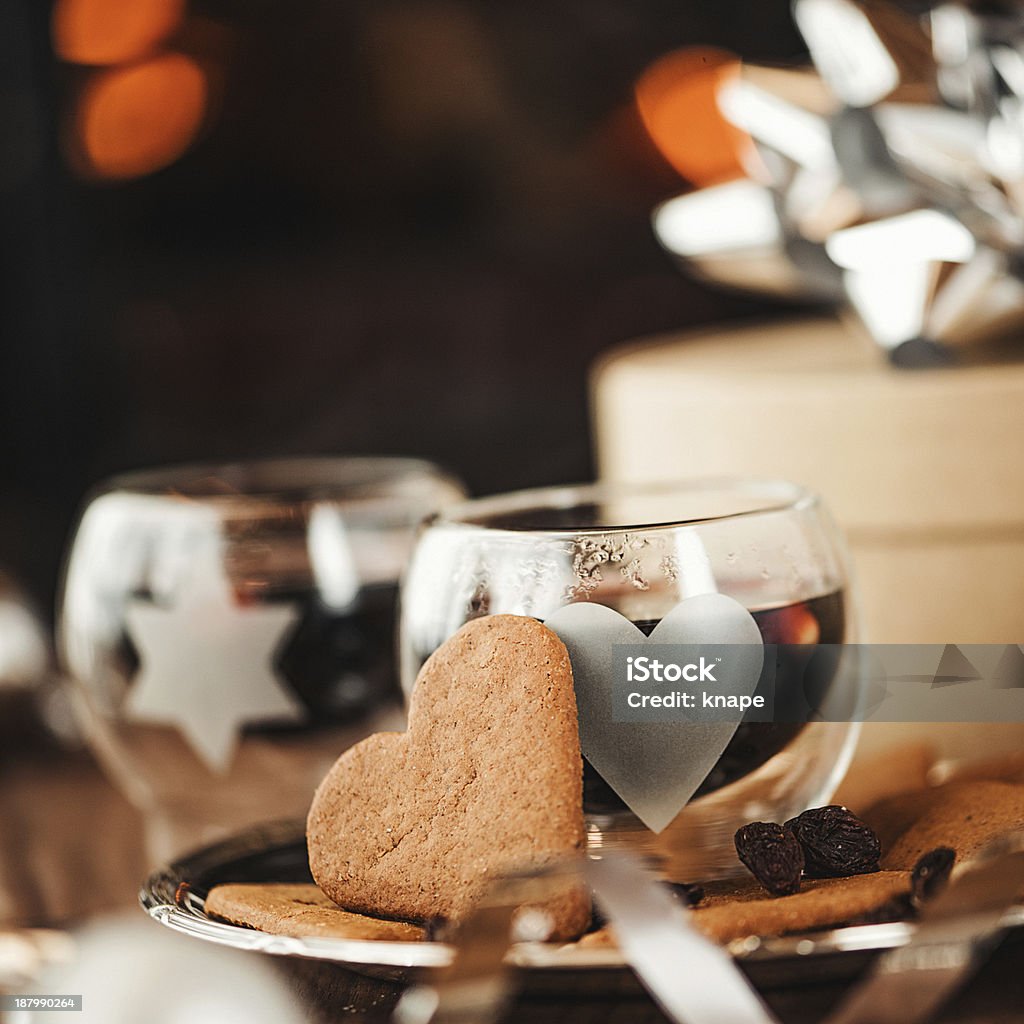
[140,821,1024,977]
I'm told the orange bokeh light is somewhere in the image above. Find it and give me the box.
[53,0,185,66]
[76,53,206,180]
[634,47,747,187]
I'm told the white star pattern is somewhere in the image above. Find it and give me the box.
[125,548,303,772]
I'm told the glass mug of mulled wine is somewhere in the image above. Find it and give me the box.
[399,478,861,880]
[59,456,466,861]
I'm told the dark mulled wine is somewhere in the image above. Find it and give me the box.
[582,589,846,814]
[275,582,402,725]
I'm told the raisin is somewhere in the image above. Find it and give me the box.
[670,882,705,907]
[735,822,804,895]
[848,847,955,925]
[784,805,881,878]
[910,847,955,903]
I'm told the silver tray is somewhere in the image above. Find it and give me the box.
[140,821,1024,980]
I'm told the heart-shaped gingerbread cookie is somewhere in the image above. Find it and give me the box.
[307,614,590,939]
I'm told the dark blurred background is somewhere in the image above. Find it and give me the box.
[0,0,807,611]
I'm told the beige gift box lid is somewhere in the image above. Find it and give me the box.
[591,315,1024,645]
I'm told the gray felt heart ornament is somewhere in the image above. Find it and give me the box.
[546,593,763,833]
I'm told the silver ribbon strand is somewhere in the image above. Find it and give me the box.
[585,854,777,1024]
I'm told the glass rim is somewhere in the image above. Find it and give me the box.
[101,456,459,504]
[430,477,820,535]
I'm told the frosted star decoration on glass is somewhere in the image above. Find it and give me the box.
[125,545,303,773]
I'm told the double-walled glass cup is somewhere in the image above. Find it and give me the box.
[59,456,466,860]
[400,478,860,879]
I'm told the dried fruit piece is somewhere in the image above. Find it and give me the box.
[784,805,881,878]
[843,846,956,926]
[735,822,805,895]
[670,882,705,907]
[910,847,956,903]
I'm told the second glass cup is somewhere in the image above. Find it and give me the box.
[59,456,466,861]
[400,478,861,880]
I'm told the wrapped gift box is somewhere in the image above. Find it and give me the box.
[592,316,1024,762]
[592,315,1024,646]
